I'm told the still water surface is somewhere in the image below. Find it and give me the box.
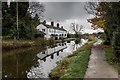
[2,39,87,78]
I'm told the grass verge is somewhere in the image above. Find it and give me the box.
[49,39,97,79]
[2,38,76,51]
[2,40,35,51]
[101,40,120,74]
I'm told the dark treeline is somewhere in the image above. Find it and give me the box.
[85,2,120,59]
[2,2,40,40]
[102,2,120,59]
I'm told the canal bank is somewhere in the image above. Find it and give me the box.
[49,39,97,79]
[2,39,86,78]
[2,38,76,51]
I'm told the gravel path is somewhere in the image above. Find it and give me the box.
[84,39,118,78]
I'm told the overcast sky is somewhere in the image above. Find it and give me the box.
[41,2,103,34]
[7,1,104,34]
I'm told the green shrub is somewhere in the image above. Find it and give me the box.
[35,31,45,38]
[67,40,70,43]
[35,38,46,46]
[47,38,55,46]
[88,36,95,41]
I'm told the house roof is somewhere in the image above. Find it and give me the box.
[42,23,67,32]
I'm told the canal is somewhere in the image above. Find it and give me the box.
[2,39,87,78]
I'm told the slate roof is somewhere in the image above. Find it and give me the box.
[42,23,67,32]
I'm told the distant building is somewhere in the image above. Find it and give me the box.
[36,20,67,40]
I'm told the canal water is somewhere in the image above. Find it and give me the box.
[2,39,88,78]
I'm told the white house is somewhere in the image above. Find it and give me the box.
[36,20,67,40]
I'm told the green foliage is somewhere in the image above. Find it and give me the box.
[34,38,47,46]
[94,32,105,40]
[47,38,55,46]
[88,36,95,41]
[87,2,120,58]
[75,34,79,38]
[34,38,55,47]
[35,31,45,38]
[75,38,81,44]
[67,33,71,38]
[102,2,120,58]
[2,2,17,39]
[67,33,81,38]
[101,41,120,74]
[55,38,76,43]
[2,2,40,40]
[75,34,81,38]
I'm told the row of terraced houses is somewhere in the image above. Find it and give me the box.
[36,20,67,40]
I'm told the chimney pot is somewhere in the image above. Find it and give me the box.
[51,21,54,26]
[43,20,46,24]
[61,26,63,29]
[57,23,59,28]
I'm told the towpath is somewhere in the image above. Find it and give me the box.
[84,39,118,78]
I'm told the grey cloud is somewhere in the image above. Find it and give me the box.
[40,2,103,34]
[43,2,89,22]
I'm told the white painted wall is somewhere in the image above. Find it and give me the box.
[36,24,46,32]
[36,24,67,39]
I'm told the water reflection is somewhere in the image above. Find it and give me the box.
[27,39,88,78]
[72,39,87,51]
[2,47,46,78]
[57,52,59,56]
[2,39,87,78]
[37,42,67,60]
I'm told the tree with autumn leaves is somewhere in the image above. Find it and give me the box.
[85,2,120,59]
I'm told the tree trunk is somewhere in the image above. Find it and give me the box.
[16,1,19,40]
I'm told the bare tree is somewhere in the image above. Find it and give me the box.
[84,2,99,17]
[71,23,84,34]
[28,2,45,19]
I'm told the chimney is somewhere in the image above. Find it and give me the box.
[51,21,54,26]
[57,23,59,28]
[61,26,63,29]
[43,20,46,25]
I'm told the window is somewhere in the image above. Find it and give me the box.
[42,29,45,32]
